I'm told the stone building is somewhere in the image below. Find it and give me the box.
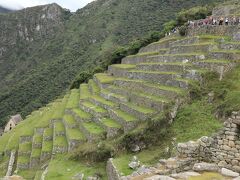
[4,114,23,133]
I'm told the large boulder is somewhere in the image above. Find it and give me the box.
[193,162,219,172]
[221,168,239,177]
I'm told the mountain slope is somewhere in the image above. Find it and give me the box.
[0,6,12,13]
[0,0,223,127]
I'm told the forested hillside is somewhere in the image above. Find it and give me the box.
[0,0,223,127]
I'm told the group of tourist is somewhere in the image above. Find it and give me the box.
[188,16,240,27]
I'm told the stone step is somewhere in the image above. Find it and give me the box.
[100,89,129,105]
[219,42,240,51]
[126,70,181,84]
[30,147,41,168]
[193,60,234,75]
[63,114,79,129]
[18,142,32,156]
[17,155,30,170]
[121,52,159,64]
[108,108,137,132]
[208,50,240,61]
[169,43,218,54]
[40,128,53,162]
[64,114,86,151]
[78,121,106,142]
[113,78,183,99]
[69,108,92,123]
[99,118,123,139]
[88,79,100,95]
[108,64,136,77]
[89,95,118,110]
[119,102,156,121]
[80,83,91,101]
[65,89,80,110]
[136,62,193,72]
[53,121,68,154]
[146,53,206,64]
[93,73,115,89]
[168,35,224,47]
[139,36,181,53]
[79,100,108,119]
[106,85,169,111]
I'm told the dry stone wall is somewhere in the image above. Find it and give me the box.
[177,111,240,172]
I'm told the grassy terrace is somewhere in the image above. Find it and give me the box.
[113,109,136,122]
[138,62,192,66]
[81,101,108,113]
[80,84,91,100]
[128,51,159,57]
[33,134,43,144]
[123,102,155,114]
[44,128,53,138]
[88,79,100,94]
[63,114,77,126]
[18,155,30,164]
[199,59,229,63]
[91,95,116,107]
[94,73,115,84]
[31,148,41,158]
[72,108,91,120]
[82,122,105,134]
[54,136,68,147]
[46,155,107,180]
[101,118,121,128]
[42,140,53,152]
[150,36,181,45]
[66,89,80,109]
[210,49,240,54]
[66,128,85,141]
[101,89,128,102]
[128,70,180,75]
[115,78,184,94]
[19,142,32,153]
[110,64,136,69]
[54,121,65,134]
[51,96,69,120]
[0,156,9,177]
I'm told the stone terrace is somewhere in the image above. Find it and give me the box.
[1,20,240,179]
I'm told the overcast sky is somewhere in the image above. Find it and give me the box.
[0,0,95,12]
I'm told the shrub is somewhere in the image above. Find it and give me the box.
[68,142,115,162]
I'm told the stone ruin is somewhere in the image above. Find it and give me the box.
[177,111,240,173]
[107,111,240,179]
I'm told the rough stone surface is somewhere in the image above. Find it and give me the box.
[221,168,240,177]
[143,175,176,180]
[193,162,219,172]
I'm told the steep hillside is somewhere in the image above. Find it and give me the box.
[0,0,224,127]
[0,6,12,13]
[1,1,240,176]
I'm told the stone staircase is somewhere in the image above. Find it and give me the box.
[0,33,239,179]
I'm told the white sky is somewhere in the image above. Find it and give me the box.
[0,0,95,12]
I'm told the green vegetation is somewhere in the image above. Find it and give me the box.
[66,128,85,141]
[31,148,41,158]
[0,0,224,126]
[72,108,91,120]
[101,118,121,128]
[79,84,91,100]
[63,114,77,126]
[66,89,80,109]
[83,122,105,135]
[94,73,115,84]
[114,109,136,122]
[81,101,107,113]
[46,155,107,180]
